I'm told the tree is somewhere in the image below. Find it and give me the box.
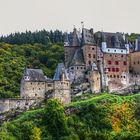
[30,127,41,140]
[45,99,69,139]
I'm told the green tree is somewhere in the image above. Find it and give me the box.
[45,99,69,139]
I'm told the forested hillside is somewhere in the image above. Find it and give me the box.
[0,30,64,45]
[0,94,139,140]
[0,42,64,98]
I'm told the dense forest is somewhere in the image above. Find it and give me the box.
[0,30,64,45]
[0,94,140,140]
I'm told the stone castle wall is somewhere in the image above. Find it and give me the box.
[82,45,97,68]
[89,70,101,93]
[53,81,71,104]
[130,51,140,74]
[68,65,86,83]
[20,80,46,99]
[103,53,129,85]
[0,99,39,113]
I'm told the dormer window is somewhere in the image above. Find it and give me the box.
[24,76,30,81]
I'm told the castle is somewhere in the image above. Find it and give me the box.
[1,27,140,113]
[20,64,71,104]
[20,27,140,105]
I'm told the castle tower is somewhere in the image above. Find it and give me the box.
[64,28,81,68]
[88,63,101,93]
[81,28,97,69]
[68,48,86,83]
[20,68,46,99]
[53,63,71,104]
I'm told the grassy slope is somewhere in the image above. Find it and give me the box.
[68,93,140,108]
[9,93,140,123]
[1,93,140,140]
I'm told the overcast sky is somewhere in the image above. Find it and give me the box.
[0,0,140,35]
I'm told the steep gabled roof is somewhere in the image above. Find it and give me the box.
[69,48,85,66]
[95,31,126,49]
[23,68,46,82]
[64,28,81,47]
[53,63,69,81]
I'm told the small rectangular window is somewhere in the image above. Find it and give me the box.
[115,61,119,65]
[88,54,91,58]
[108,61,112,65]
[112,68,115,72]
[48,84,52,87]
[124,61,127,65]
[116,68,119,72]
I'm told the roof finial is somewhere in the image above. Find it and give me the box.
[81,21,84,29]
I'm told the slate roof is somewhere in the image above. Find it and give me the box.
[137,35,140,51]
[23,68,46,82]
[64,28,81,46]
[45,76,53,83]
[95,32,126,49]
[53,63,69,81]
[82,28,95,45]
[69,48,85,66]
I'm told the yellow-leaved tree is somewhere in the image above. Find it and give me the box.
[110,102,135,133]
[30,127,41,140]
